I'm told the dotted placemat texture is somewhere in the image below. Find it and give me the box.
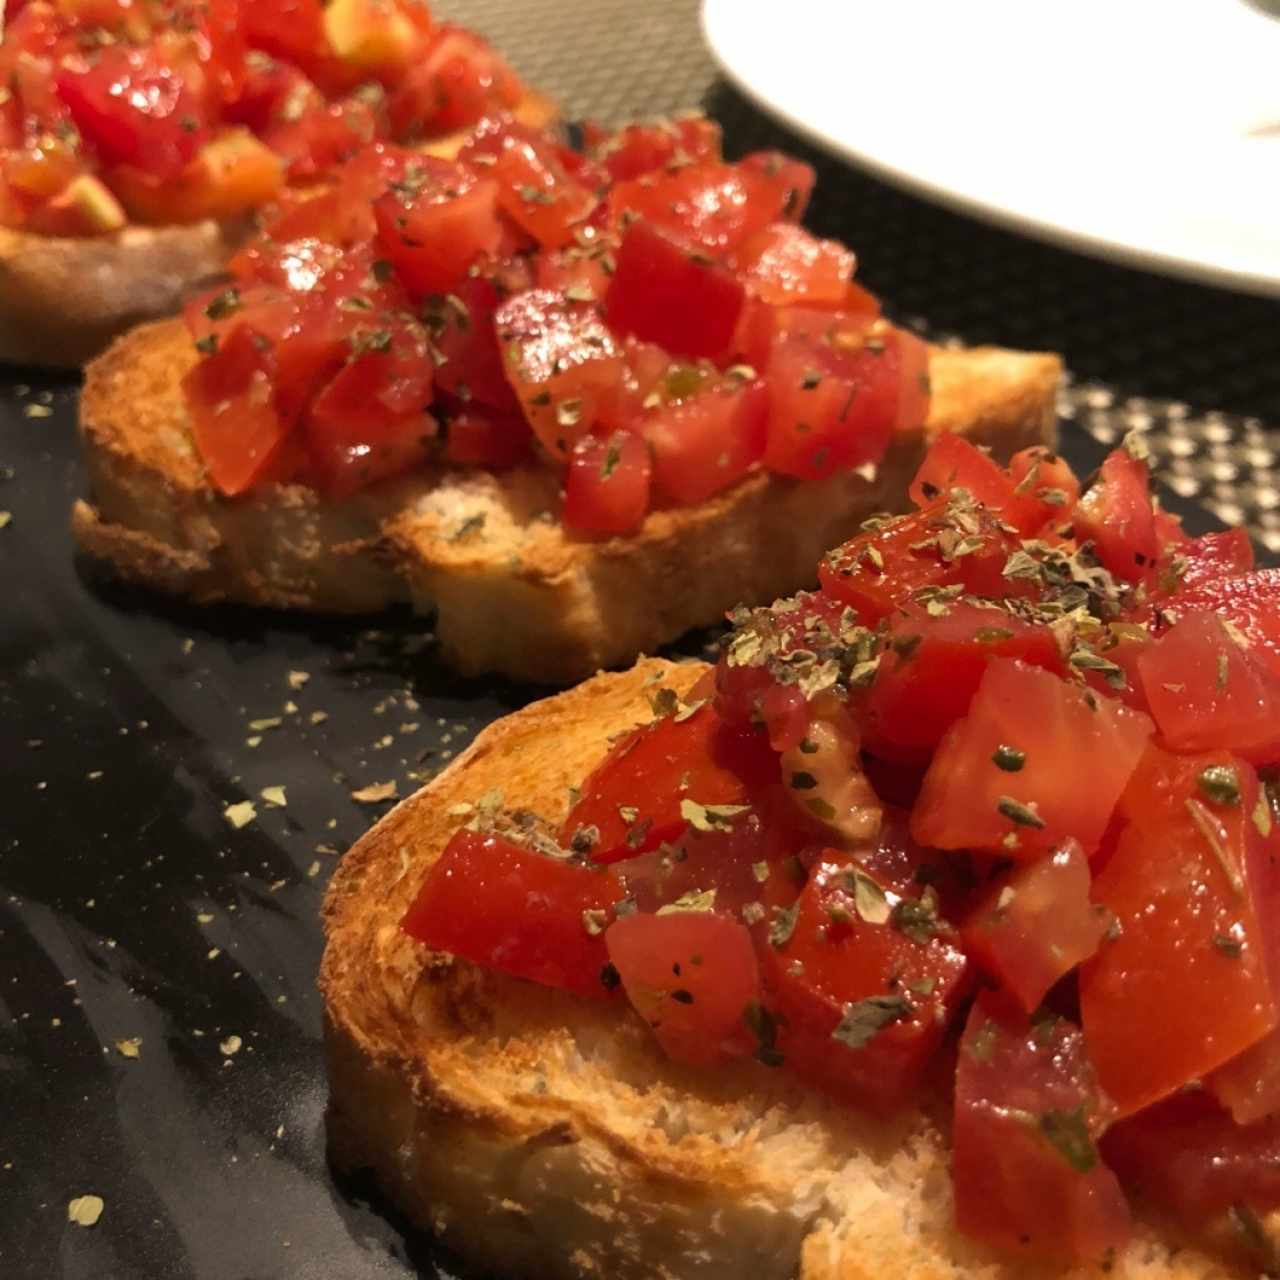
[439,0,1280,549]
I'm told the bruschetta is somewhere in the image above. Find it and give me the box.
[322,433,1280,1277]
[74,118,1059,681]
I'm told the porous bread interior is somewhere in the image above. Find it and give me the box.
[74,318,1061,682]
[321,656,1267,1280]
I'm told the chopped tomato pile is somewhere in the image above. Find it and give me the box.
[178,112,928,525]
[402,435,1280,1266]
[0,0,526,234]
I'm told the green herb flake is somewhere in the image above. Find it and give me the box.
[769,901,800,948]
[1198,764,1241,807]
[656,888,717,916]
[831,994,910,1051]
[581,909,608,937]
[204,287,241,321]
[849,870,891,925]
[992,745,1025,773]
[752,861,770,883]
[599,444,622,479]
[1037,1107,1099,1174]
[680,798,750,832]
[789,770,818,791]
[805,797,837,822]
[891,887,941,944]
[997,796,1046,829]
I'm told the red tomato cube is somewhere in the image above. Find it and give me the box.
[1073,448,1158,584]
[606,911,761,1066]
[911,659,1153,858]
[562,431,652,536]
[758,858,969,1110]
[1081,746,1278,1116]
[495,288,627,458]
[400,828,622,999]
[645,378,767,506]
[953,993,1130,1260]
[372,158,503,297]
[962,840,1107,1012]
[605,221,746,361]
[734,222,854,306]
[1138,611,1280,765]
[865,602,1066,762]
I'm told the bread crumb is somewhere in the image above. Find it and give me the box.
[67,1195,104,1227]
[114,1038,142,1060]
[219,1035,242,1057]
[259,786,287,808]
[224,801,257,829]
[24,403,52,418]
[352,781,398,804]
[287,670,310,690]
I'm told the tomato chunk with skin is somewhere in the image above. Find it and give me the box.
[645,378,767,506]
[183,323,291,496]
[459,116,596,249]
[605,221,745,361]
[819,500,1025,627]
[496,288,626,458]
[962,841,1108,1013]
[865,603,1066,763]
[1073,448,1158,584]
[1103,1091,1280,1224]
[561,701,778,863]
[912,659,1153,859]
[763,329,907,481]
[1138,611,1280,765]
[735,222,854,306]
[428,277,521,413]
[953,993,1130,1262]
[372,158,503,297]
[606,911,761,1066]
[1158,569,1280,681]
[758,859,969,1110]
[595,116,722,181]
[1080,746,1278,1117]
[562,431,652,536]
[1208,1023,1280,1126]
[400,828,622,999]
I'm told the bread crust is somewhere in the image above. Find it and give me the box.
[1,91,558,368]
[321,659,1258,1280]
[74,319,1061,682]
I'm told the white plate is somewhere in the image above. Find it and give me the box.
[703,0,1280,297]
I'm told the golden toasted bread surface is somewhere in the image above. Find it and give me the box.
[321,659,1255,1280]
[75,320,1061,681]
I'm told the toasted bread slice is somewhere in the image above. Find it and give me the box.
[1,91,558,369]
[74,318,1060,682]
[321,657,1257,1280]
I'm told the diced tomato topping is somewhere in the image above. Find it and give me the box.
[561,701,778,864]
[953,993,1130,1261]
[1158,568,1280,681]
[758,858,969,1109]
[864,603,1066,763]
[962,841,1107,1012]
[606,911,760,1066]
[1080,746,1278,1116]
[605,221,746,361]
[911,659,1153,858]
[595,116,722,181]
[304,318,436,497]
[645,377,767,506]
[460,116,596,249]
[182,321,291,496]
[1138,612,1280,765]
[1073,448,1158,584]
[819,498,1022,625]
[735,222,854,307]
[56,45,208,179]
[372,157,502,297]
[495,288,626,458]
[1207,1023,1280,1127]
[910,437,1080,539]
[1154,527,1255,599]
[762,331,898,480]
[401,828,622,999]
[562,431,652,536]
[1103,1091,1280,1224]
[387,25,523,139]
